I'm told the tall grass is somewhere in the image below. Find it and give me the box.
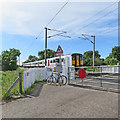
[1,68,24,100]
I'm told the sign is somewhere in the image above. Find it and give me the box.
[56,45,63,53]
[56,64,62,73]
[78,69,86,79]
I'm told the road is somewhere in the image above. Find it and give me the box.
[2,84,118,118]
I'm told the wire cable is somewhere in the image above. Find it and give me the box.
[22,1,117,59]
[46,0,69,27]
[96,27,119,36]
[36,0,69,39]
[22,0,69,58]
[77,6,119,32]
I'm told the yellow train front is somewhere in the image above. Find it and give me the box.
[71,53,83,70]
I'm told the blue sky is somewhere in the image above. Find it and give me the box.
[1,1,118,64]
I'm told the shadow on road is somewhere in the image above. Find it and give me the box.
[30,83,44,97]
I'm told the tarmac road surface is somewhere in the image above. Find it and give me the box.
[2,84,118,118]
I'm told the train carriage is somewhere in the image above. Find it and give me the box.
[23,53,83,68]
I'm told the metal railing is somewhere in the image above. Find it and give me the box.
[68,65,120,93]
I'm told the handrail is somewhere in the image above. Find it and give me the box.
[7,73,22,94]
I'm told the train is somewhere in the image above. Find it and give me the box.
[23,53,83,68]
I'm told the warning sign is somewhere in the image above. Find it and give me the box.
[56,45,63,53]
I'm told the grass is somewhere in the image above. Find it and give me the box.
[23,80,47,95]
[84,68,100,72]
[23,84,36,95]
[1,66,47,100]
[1,67,24,100]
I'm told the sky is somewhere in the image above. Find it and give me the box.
[0,0,119,65]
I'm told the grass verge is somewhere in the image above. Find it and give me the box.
[1,67,24,100]
[1,67,46,100]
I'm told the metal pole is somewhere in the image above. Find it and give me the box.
[19,55,20,66]
[45,27,47,66]
[19,73,22,94]
[68,67,70,84]
[93,36,95,72]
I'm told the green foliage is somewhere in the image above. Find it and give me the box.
[104,46,120,65]
[2,48,21,71]
[2,68,24,100]
[38,49,56,60]
[0,55,2,71]
[84,68,100,72]
[23,79,46,95]
[23,84,35,95]
[34,79,47,84]
[104,57,119,65]
[83,51,104,66]
[28,55,38,61]
[3,92,12,100]
[112,46,120,61]
[95,58,104,66]
[24,55,38,63]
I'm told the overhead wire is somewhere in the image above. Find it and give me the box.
[52,2,119,52]
[36,0,69,39]
[45,0,69,28]
[55,2,119,54]
[96,27,119,36]
[77,6,119,32]
[22,0,69,58]
[56,1,118,41]
[23,1,118,58]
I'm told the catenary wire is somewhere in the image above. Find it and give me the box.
[77,6,119,32]
[22,0,69,57]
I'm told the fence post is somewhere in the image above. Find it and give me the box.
[68,67,70,84]
[19,73,22,94]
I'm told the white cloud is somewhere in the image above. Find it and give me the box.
[1,1,118,39]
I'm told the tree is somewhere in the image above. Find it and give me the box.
[104,57,119,65]
[28,55,38,62]
[0,55,2,71]
[24,55,38,63]
[83,51,104,66]
[95,58,104,66]
[38,49,56,60]
[104,46,120,65]
[2,48,21,71]
[112,46,120,61]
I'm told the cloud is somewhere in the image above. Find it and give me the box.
[1,2,118,40]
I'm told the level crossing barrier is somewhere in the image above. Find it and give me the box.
[68,65,120,93]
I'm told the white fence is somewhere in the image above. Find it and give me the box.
[79,65,120,73]
[23,57,71,90]
[100,65,120,73]
[23,68,46,90]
